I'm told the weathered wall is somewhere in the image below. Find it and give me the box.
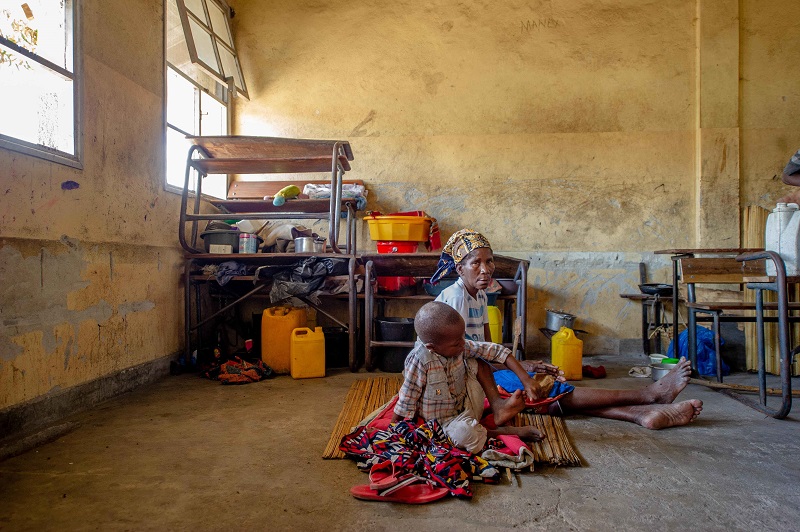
[740,0,800,207]
[229,0,799,355]
[0,0,183,415]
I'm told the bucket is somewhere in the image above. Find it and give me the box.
[376,318,415,372]
[376,240,418,295]
[290,327,326,379]
[323,327,349,368]
[376,317,416,342]
[551,326,583,380]
[366,216,432,242]
[487,306,502,343]
[261,306,307,374]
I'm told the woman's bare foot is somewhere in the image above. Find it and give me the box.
[637,399,703,429]
[646,357,692,403]
[492,389,527,426]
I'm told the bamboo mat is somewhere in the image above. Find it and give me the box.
[323,376,581,466]
[323,376,404,459]
[742,205,800,376]
[512,412,582,467]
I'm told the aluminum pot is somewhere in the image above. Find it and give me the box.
[650,363,672,381]
[545,309,576,331]
[294,236,326,253]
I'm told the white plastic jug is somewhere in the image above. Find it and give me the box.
[765,202,800,275]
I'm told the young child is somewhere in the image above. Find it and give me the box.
[393,302,703,454]
[391,302,555,453]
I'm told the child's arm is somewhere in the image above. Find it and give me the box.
[503,355,545,401]
[467,341,544,401]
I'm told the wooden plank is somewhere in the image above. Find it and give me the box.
[361,252,523,279]
[191,155,351,175]
[655,248,764,255]
[689,378,800,397]
[680,257,766,284]
[209,198,358,214]
[189,135,354,161]
[227,179,365,200]
[686,301,800,311]
[620,293,686,302]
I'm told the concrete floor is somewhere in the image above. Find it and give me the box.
[1,354,799,531]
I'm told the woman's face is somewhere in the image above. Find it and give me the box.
[456,247,495,294]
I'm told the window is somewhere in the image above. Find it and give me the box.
[165,64,227,198]
[165,0,247,198]
[0,0,80,167]
[177,0,247,99]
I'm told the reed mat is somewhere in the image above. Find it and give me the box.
[324,376,582,466]
[323,375,403,459]
[511,412,582,467]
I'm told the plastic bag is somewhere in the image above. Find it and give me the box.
[667,326,729,377]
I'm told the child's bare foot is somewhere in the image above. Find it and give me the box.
[492,389,527,426]
[489,425,545,442]
[515,425,545,442]
[637,399,703,429]
[646,357,692,403]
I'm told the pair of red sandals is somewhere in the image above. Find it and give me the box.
[350,460,449,504]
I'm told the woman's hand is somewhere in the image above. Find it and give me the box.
[520,360,566,382]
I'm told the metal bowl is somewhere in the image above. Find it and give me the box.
[294,236,326,253]
[639,283,673,297]
[650,363,672,381]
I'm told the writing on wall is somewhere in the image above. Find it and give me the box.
[521,18,562,32]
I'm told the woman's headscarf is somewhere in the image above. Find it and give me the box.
[430,229,492,284]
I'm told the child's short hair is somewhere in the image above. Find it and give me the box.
[415,301,464,343]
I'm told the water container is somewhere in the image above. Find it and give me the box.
[261,306,307,374]
[290,327,326,379]
[765,202,800,275]
[487,306,502,343]
[551,326,583,380]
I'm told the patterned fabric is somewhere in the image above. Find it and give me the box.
[339,418,501,498]
[435,278,489,341]
[202,356,274,384]
[430,229,492,283]
[393,340,510,422]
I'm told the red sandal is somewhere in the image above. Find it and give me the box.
[351,476,449,504]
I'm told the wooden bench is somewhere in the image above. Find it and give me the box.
[680,255,800,385]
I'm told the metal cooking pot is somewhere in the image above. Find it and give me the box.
[545,309,576,331]
[294,236,326,253]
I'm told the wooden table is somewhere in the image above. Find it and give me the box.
[654,248,764,358]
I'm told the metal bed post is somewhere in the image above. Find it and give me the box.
[364,260,374,371]
[515,260,528,360]
[348,257,358,371]
[734,250,792,418]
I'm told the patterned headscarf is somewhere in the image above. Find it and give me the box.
[430,229,492,284]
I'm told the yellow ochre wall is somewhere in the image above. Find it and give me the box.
[1,0,798,418]
[231,0,800,353]
[0,1,184,414]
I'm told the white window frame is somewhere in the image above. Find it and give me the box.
[0,1,82,168]
[164,62,229,198]
[176,0,248,100]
